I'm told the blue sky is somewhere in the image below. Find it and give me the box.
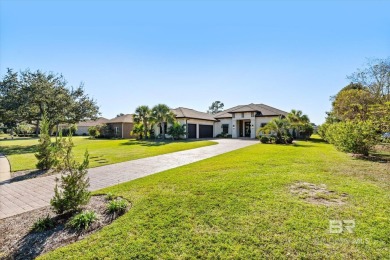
[1,0,389,124]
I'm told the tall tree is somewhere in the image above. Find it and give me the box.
[0,69,22,138]
[133,105,152,139]
[207,101,224,114]
[348,57,390,102]
[287,109,310,138]
[152,104,176,139]
[0,69,100,135]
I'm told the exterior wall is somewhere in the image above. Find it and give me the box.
[107,123,134,139]
[230,112,257,138]
[122,123,134,139]
[75,126,89,136]
[214,118,232,136]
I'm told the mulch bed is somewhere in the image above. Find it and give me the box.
[0,195,130,259]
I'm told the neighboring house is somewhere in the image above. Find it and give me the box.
[154,103,288,139]
[74,117,109,136]
[106,114,134,139]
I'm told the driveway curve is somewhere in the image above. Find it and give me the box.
[0,154,11,182]
[0,139,258,219]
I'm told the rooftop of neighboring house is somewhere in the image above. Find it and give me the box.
[76,117,109,127]
[214,103,288,119]
[172,107,217,121]
[107,114,134,124]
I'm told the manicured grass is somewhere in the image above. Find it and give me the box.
[0,137,217,172]
[40,137,389,259]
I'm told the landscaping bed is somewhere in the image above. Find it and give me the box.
[0,195,130,259]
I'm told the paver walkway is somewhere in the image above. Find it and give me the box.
[0,154,11,182]
[0,139,258,219]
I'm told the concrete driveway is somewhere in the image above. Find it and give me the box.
[0,138,258,219]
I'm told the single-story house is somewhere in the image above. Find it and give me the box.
[74,117,109,136]
[105,114,134,139]
[154,103,288,139]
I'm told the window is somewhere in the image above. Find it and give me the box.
[232,113,235,118]
[222,124,229,134]
[261,123,267,128]
[251,112,254,117]
[241,113,244,118]
[114,127,119,137]
[159,123,168,134]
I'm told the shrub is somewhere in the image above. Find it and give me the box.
[35,114,55,170]
[50,135,91,214]
[105,192,115,200]
[88,126,100,138]
[31,215,55,232]
[325,121,378,155]
[259,136,269,143]
[107,199,128,215]
[167,122,186,140]
[226,134,232,138]
[67,211,97,231]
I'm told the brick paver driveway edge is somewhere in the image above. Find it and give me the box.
[0,139,258,219]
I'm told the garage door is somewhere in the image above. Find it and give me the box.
[199,125,213,138]
[187,124,196,138]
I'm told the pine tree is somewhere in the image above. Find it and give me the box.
[50,134,91,214]
[35,114,55,170]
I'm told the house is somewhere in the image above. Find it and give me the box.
[154,103,288,139]
[74,117,109,136]
[105,114,134,139]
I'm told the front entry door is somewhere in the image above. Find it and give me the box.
[244,122,251,137]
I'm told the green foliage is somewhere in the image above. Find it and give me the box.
[15,123,33,136]
[106,199,128,215]
[299,123,314,140]
[133,105,153,139]
[35,114,55,170]
[259,118,291,144]
[131,123,144,139]
[332,89,375,121]
[207,101,224,114]
[105,192,115,201]
[31,215,55,232]
[259,136,269,143]
[167,122,186,140]
[50,136,91,214]
[325,121,378,155]
[88,126,100,138]
[67,211,97,231]
[152,104,176,139]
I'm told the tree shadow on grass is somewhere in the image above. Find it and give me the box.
[352,153,390,163]
[0,144,37,156]
[120,140,174,147]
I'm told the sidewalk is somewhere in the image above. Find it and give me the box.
[0,139,258,219]
[0,154,11,182]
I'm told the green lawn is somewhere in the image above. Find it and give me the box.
[0,137,217,172]
[40,137,389,259]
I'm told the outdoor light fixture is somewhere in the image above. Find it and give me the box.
[232,125,235,128]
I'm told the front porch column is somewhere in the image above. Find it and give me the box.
[196,124,199,139]
[250,119,256,138]
[232,120,238,138]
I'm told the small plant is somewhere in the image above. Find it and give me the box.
[31,215,55,232]
[105,192,115,200]
[67,211,97,231]
[259,136,269,143]
[107,199,128,215]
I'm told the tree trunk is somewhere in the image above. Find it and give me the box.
[35,121,40,136]
[161,122,165,139]
[143,121,148,140]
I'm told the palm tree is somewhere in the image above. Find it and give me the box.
[133,105,152,139]
[260,118,290,143]
[287,109,310,138]
[151,104,176,139]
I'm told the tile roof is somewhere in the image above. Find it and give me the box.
[76,117,109,127]
[107,114,134,123]
[172,107,217,121]
[214,103,288,118]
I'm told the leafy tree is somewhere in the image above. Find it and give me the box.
[207,101,224,114]
[35,114,55,170]
[50,134,91,214]
[0,69,22,138]
[167,122,186,140]
[88,126,100,138]
[152,104,176,139]
[15,123,33,136]
[116,113,125,117]
[368,102,390,133]
[347,57,390,102]
[0,69,100,135]
[332,88,375,121]
[133,105,152,139]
